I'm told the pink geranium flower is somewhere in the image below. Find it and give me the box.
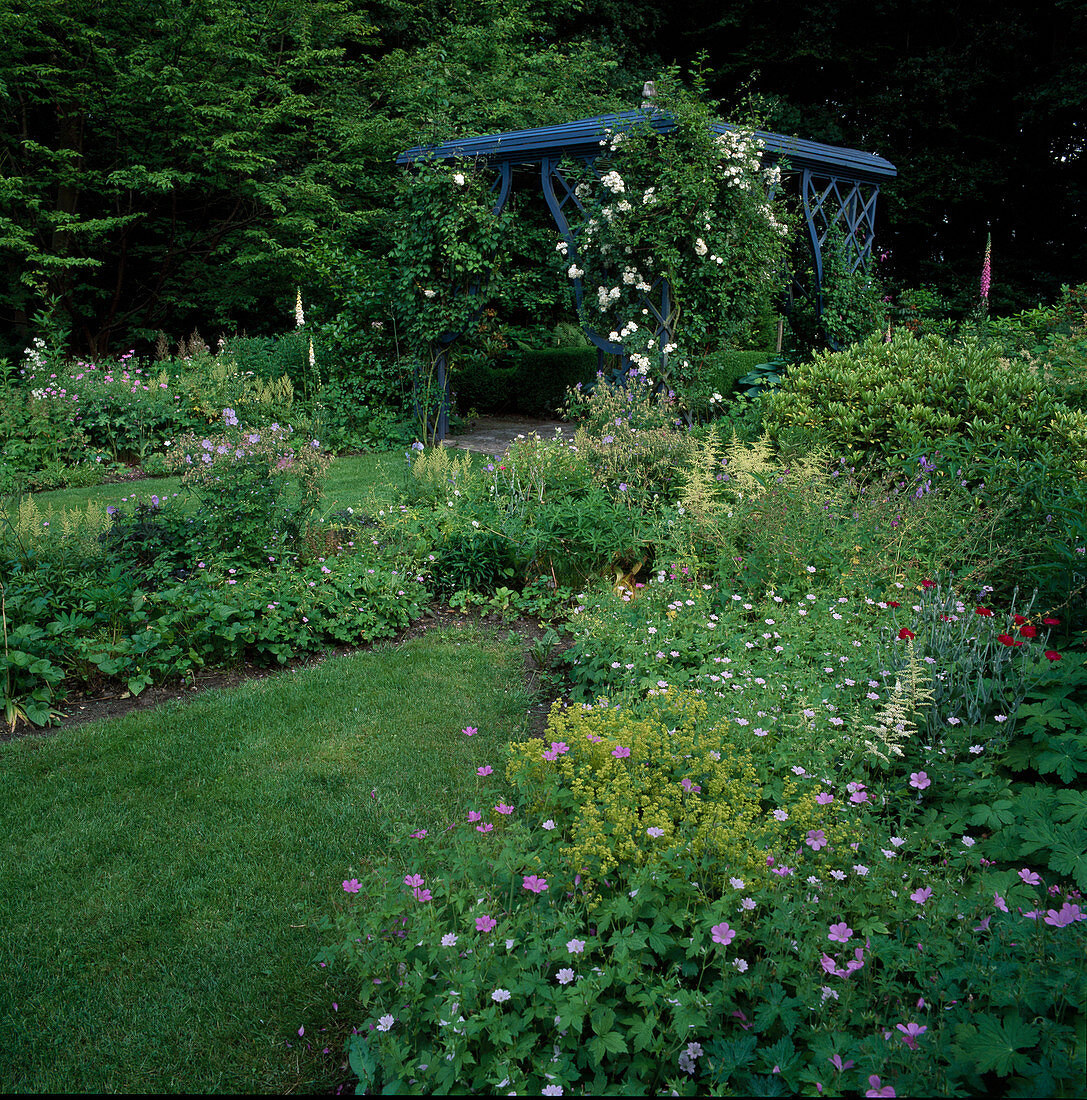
[522,874,548,894]
[896,1022,927,1050]
[806,829,827,851]
[1044,903,1085,927]
[710,922,735,946]
[827,921,852,943]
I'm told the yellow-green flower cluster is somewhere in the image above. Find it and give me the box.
[507,691,864,896]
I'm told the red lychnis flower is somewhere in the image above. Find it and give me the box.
[886,600,901,608]
[898,627,916,640]
[1013,614,1027,625]
[1045,650,1062,662]
[921,579,936,589]
[1043,617,1060,626]
[997,633,1023,647]
[1019,624,1037,638]
[975,607,993,617]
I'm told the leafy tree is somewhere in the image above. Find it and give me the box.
[0,0,379,358]
[622,0,1086,313]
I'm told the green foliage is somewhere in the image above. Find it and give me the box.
[0,518,429,721]
[0,0,380,357]
[388,157,508,443]
[1003,657,1087,784]
[387,432,649,592]
[763,330,1072,466]
[455,346,600,417]
[325,685,1087,1097]
[891,287,958,339]
[563,371,685,435]
[814,223,887,349]
[223,330,318,399]
[875,578,1062,741]
[564,71,794,393]
[165,415,331,567]
[682,348,775,417]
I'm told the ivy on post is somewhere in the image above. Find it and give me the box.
[389,157,507,445]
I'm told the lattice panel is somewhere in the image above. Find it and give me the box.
[802,170,881,276]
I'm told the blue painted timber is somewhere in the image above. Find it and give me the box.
[396,109,896,183]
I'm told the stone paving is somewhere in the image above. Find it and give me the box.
[441,414,575,456]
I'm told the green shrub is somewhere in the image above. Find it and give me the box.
[455,347,600,417]
[324,688,1087,1097]
[763,330,1069,465]
[891,286,958,339]
[984,283,1087,360]
[681,349,775,418]
[162,349,296,427]
[453,354,519,415]
[513,347,600,416]
[223,330,317,397]
[390,433,650,591]
[165,414,331,567]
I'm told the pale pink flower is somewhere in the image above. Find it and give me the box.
[711,922,735,946]
[896,1021,927,1051]
[806,829,827,851]
[827,922,852,943]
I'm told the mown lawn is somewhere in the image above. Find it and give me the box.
[8,451,412,517]
[0,625,530,1093]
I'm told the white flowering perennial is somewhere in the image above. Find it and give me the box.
[600,170,626,194]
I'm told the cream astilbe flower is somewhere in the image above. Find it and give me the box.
[860,642,935,762]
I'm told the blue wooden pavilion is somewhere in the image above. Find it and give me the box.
[398,109,896,438]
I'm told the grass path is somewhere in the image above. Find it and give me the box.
[6,451,413,517]
[0,625,531,1093]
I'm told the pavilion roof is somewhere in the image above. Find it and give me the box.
[397,109,896,182]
